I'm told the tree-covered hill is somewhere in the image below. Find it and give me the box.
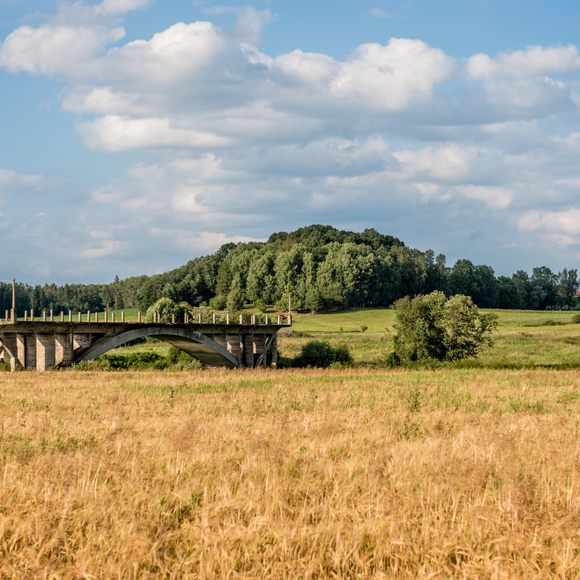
[1,224,578,314]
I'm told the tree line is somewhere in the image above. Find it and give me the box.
[1,225,578,315]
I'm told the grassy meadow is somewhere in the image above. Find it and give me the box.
[0,368,578,577]
[283,308,580,368]
[0,308,579,576]
[104,307,580,370]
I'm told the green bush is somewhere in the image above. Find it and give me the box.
[572,314,580,324]
[209,295,227,310]
[103,352,168,369]
[166,346,203,369]
[190,305,218,324]
[293,340,353,368]
[391,291,497,366]
[145,298,191,323]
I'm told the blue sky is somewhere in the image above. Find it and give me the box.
[1,0,580,283]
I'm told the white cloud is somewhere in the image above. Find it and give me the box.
[3,1,580,279]
[467,45,580,79]
[0,24,124,75]
[519,209,580,245]
[103,21,228,86]
[77,115,233,151]
[394,145,477,183]
[62,87,138,114]
[95,0,153,16]
[274,50,338,86]
[330,38,454,110]
[455,185,513,210]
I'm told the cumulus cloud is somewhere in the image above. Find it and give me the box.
[519,209,580,246]
[331,39,455,110]
[3,1,580,279]
[467,45,580,79]
[455,185,513,210]
[0,24,124,76]
[395,145,477,183]
[77,115,233,151]
[95,0,154,16]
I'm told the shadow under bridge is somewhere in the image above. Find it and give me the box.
[77,325,240,368]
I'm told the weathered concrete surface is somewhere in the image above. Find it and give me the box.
[0,322,284,371]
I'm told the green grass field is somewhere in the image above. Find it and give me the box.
[283,308,580,368]
[101,308,580,370]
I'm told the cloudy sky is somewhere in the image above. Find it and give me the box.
[1,0,580,283]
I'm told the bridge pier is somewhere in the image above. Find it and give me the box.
[55,334,74,366]
[25,335,36,369]
[226,334,242,365]
[36,334,56,372]
[2,335,22,371]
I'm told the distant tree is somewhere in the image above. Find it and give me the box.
[511,270,530,309]
[391,291,497,365]
[496,276,520,309]
[557,269,579,308]
[226,276,244,315]
[145,298,190,323]
[529,267,557,310]
[473,264,498,308]
[448,259,477,299]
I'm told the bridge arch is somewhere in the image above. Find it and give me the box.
[76,326,239,368]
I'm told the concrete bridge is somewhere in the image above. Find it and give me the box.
[0,315,288,372]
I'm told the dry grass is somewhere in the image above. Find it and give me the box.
[0,368,579,578]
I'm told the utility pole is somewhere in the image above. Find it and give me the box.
[11,279,16,323]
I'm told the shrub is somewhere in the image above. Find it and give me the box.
[293,340,353,368]
[572,314,580,324]
[209,295,227,310]
[145,298,191,323]
[391,291,497,366]
[104,352,168,369]
[166,347,203,369]
[190,305,217,324]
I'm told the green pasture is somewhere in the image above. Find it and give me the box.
[284,308,580,368]
[97,308,580,369]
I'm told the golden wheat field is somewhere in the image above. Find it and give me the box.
[0,368,579,578]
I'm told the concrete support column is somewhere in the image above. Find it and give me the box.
[25,335,36,369]
[36,334,55,372]
[243,334,254,368]
[55,333,73,366]
[226,334,242,365]
[16,334,26,369]
[254,334,266,368]
[2,335,20,372]
[271,335,278,369]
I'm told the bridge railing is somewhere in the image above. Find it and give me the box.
[0,309,292,326]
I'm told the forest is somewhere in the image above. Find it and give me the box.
[1,225,578,314]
